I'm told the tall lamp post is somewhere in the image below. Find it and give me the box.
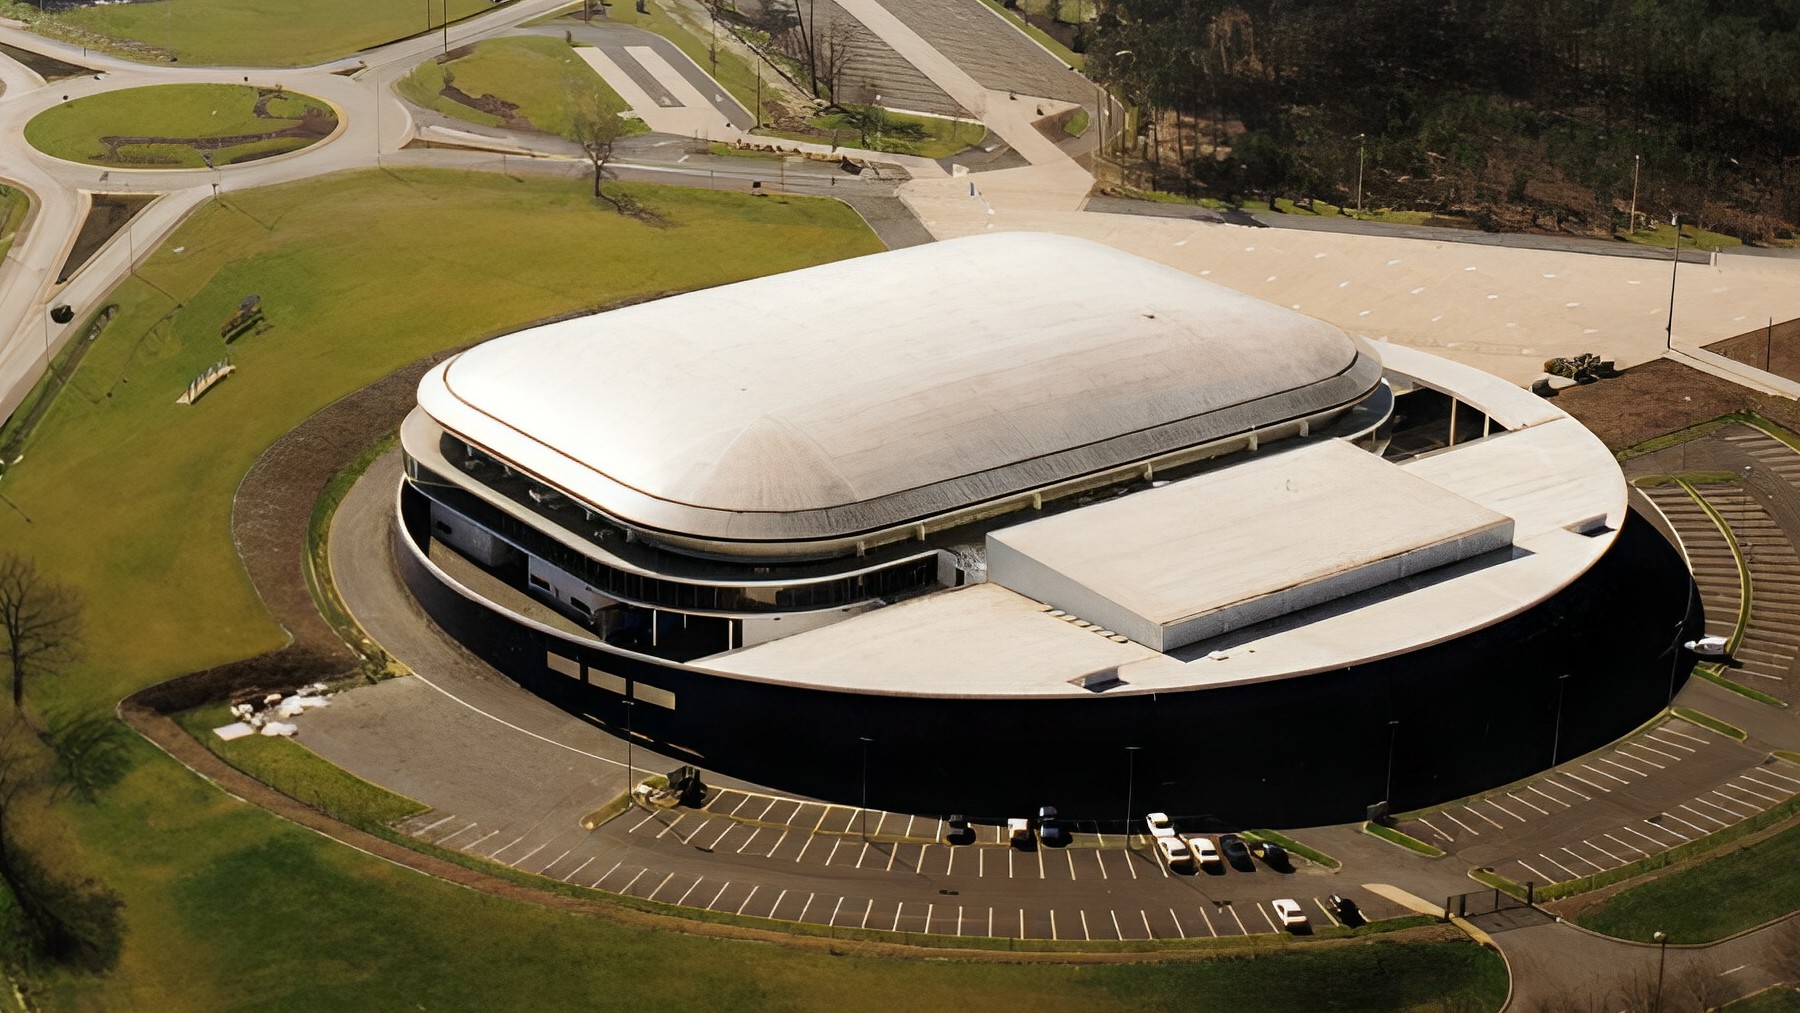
[1628,154,1641,234]
[1355,133,1367,218]
[1652,930,1669,1012]
[859,736,872,841]
[1383,719,1400,805]
[1551,673,1572,767]
[1123,745,1140,839]
[1665,213,1683,351]
[1111,50,1135,160]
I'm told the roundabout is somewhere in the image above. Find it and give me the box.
[23,82,338,168]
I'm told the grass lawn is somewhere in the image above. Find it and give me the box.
[0,183,28,264]
[1624,219,1742,253]
[1576,820,1800,942]
[1726,987,1800,1013]
[397,35,645,141]
[763,109,985,159]
[23,84,333,169]
[38,0,505,67]
[975,0,1084,69]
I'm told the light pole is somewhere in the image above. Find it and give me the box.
[1111,50,1135,159]
[859,736,872,840]
[1551,673,1572,767]
[1355,133,1367,218]
[622,698,636,803]
[1383,719,1400,804]
[1123,745,1140,839]
[1628,154,1641,234]
[201,150,218,198]
[1652,930,1669,1012]
[442,0,450,53]
[1665,213,1682,351]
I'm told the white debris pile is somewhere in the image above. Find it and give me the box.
[211,683,333,741]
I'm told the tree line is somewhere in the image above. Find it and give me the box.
[1088,0,1800,239]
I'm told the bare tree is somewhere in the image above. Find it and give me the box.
[0,552,82,712]
[569,88,629,207]
[817,16,858,100]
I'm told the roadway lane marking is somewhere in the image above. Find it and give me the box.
[1414,817,1453,842]
[1582,763,1629,786]
[1615,748,1665,770]
[1585,839,1623,864]
[1486,799,1525,822]
[1079,910,1090,941]
[1562,772,1610,793]
[655,814,687,839]
[1711,790,1760,816]
[1227,905,1248,935]
[1605,833,1647,857]
[1644,733,1695,754]
[1441,811,1480,836]
[1621,825,1670,851]
[414,814,456,836]
[1643,819,1689,843]
[737,828,763,855]
[1739,773,1795,796]
[736,885,760,916]
[1539,852,1580,878]
[797,892,816,922]
[1466,805,1503,829]
[1198,906,1217,936]
[1545,777,1592,801]
[705,882,730,910]
[1600,756,1648,777]
[1517,859,1558,884]
[1168,908,1186,939]
[1256,903,1279,933]
[563,856,595,883]
[1680,803,1728,829]
[1315,897,1340,927]
[1727,780,1782,804]
[593,861,624,888]
[1563,847,1606,872]
[1529,784,1572,808]
[1509,792,1549,815]
[676,877,703,906]
[860,899,873,929]
[510,843,548,868]
[1659,726,1710,746]
[829,896,844,926]
[437,822,479,845]
[647,872,677,900]
[619,868,647,895]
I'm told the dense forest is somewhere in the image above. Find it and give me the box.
[1085,0,1800,240]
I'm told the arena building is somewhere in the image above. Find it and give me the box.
[395,233,1698,828]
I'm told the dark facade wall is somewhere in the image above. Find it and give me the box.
[399,486,1698,830]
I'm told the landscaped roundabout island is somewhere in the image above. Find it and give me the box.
[23,83,337,169]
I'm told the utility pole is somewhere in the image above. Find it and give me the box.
[1666,214,1682,350]
[1628,154,1641,233]
[1355,134,1367,217]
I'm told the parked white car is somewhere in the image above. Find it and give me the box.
[1271,898,1308,929]
[1154,835,1194,869]
[1145,812,1176,838]
[1187,835,1221,867]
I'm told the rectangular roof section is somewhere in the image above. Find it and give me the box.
[985,440,1515,651]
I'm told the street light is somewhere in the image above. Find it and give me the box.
[1111,50,1135,160]
[1652,930,1669,1012]
[1551,673,1572,767]
[1383,719,1400,805]
[1665,213,1683,351]
[859,736,872,841]
[1123,745,1140,839]
[1628,154,1641,234]
[1355,133,1367,218]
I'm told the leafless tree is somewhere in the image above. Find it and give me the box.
[817,16,858,100]
[569,88,629,207]
[0,552,82,713]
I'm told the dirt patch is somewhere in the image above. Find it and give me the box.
[439,83,532,132]
[57,192,154,283]
[1706,318,1800,386]
[1548,357,1800,453]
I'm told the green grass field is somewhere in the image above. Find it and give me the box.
[1726,987,1800,1013]
[1577,820,1800,942]
[40,0,504,67]
[398,35,644,141]
[761,109,984,159]
[23,84,333,168]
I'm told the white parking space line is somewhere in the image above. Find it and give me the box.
[1616,748,1666,770]
[1095,850,1109,879]
[726,793,751,816]
[489,834,528,859]
[1712,790,1762,815]
[1517,859,1558,884]
[1539,852,1580,878]
[1257,903,1279,933]
[1486,798,1526,822]
[678,820,711,845]
[1628,740,1681,762]
[1582,763,1629,786]
[905,814,917,837]
[737,828,763,855]
[791,831,815,863]
[885,843,899,873]
[1466,806,1503,829]
[736,885,760,916]
[1694,796,1748,821]
[1227,905,1248,934]
[1530,784,1573,807]
[955,905,963,936]
[509,843,548,869]
[979,848,987,878]
[856,842,872,869]
[1008,848,1015,879]
[706,882,730,910]
[1126,848,1139,879]
[1739,773,1795,797]
[1660,811,1708,836]
[1140,909,1156,939]
[705,823,736,851]
[1414,817,1454,841]
[1563,847,1607,872]
[1442,811,1480,836]
[860,899,873,929]
[825,838,843,866]
[797,893,815,922]
[764,829,788,858]
[1169,908,1187,939]
[1198,906,1217,936]
[1066,850,1077,880]
[1680,803,1729,829]
[538,849,571,874]
[829,896,845,926]
[676,877,704,906]
[754,799,777,821]
[1546,776,1593,801]
[464,829,500,851]
[944,847,956,876]
[655,815,687,840]
[1727,781,1782,804]
[1080,910,1091,941]
[923,903,933,933]
[1585,839,1623,864]
[1643,819,1689,843]
[1050,909,1059,940]
[592,861,624,888]
[414,814,457,836]
[435,822,478,845]
[619,868,647,895]
[1562,771,1610,793]
[1599,756,1648,777]
[1509,792,1549,815]
[1605,833,1647,857]
[563,856,595,883]
[1645,733,1696,754]
[1621,825,1670,851]
[1315,897,1340,927]
[769,889,789,919]
[647,872,677,900]
[1659,726,1710,746]
[1756,765,1800,787]
[1110,910,1125,940]
[871,811,889,836]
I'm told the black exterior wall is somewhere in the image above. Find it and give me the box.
[398,485,1700,830]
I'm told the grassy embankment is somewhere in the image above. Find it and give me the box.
[397,35,646,141]
[23,84,332,169]
[23,0,503,66]
[1576,819,1800,943]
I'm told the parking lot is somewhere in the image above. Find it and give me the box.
[1395,716,1800,887]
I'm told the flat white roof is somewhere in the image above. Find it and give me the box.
[985,440,1514,651]
[417,233,1381,546]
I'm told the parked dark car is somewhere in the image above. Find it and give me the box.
[1036,805,1068,846]
[1250,840,1289,868]
[1219,833,1253,869]
[1329,894,1364,926]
